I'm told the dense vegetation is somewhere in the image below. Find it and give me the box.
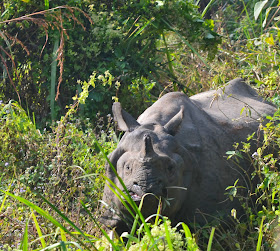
[1,0,280,250]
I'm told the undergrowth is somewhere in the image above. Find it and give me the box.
[1,75,280,250]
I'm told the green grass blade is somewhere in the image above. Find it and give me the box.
[31,209,47,248]
[125,209,140,249]
[207,227,215,251]
[32,112,36,128]
[41,242,62,250]
[256,216,265,251]
[181,222,192,238]
[147,237,165,251]
[163,218,173,251]
[201,0,216,18]
[66,241,83,250]
[154,198,162,227]
[103,176,155,245]
[102,175,136,219]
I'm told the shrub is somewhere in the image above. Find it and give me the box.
[1,0,220,122]
[0,81,118,247]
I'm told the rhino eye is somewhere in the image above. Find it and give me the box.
[125,165,130,170]
[167,165,174,173]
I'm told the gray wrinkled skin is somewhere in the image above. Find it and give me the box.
[100,78,276,233]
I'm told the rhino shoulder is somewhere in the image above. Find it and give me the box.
[137,92,191,125]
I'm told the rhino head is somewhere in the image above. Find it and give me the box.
[101,102,198,231]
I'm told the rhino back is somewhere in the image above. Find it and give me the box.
[190,78,276,133]
[138,78,276,147]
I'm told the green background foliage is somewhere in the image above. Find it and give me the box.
[1,0,280,250]
[1,0,219,124]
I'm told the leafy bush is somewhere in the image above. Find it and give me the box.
[1,0,220,123]
[95,218,200,251]
[221,108,280,249]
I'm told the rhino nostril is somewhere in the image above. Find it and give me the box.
[133,181,138,186]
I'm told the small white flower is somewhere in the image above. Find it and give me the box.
[252,152,259,159]
[97,75,104,80]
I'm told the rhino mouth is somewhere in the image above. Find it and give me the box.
[128,184,168,202]
[128,184,145,202]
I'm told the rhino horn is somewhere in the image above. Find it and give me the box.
[112,102,140,132]
[140,134,156,158]
[164,106,184,136]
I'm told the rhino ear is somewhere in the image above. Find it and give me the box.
[112,102,140,132]
[106,147,124,177]
[164,106,184,136]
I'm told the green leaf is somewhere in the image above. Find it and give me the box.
[226,151,236,155]
[254,0,268,20]
[247,132,255,141]
[205,32,215,39]
[265,34,274,45]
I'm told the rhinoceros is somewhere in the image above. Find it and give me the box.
[100,78,276,233]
